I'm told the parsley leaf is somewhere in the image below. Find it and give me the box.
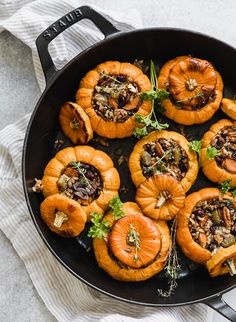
[87,212,111,239]
[109,195,125,220]
[206,147,221,160]
[219,179,232,194]
[232,189,236,198]
[134,60,169,138]
[189,140,202,156]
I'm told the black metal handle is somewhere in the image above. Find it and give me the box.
[36,5,119,84]
[204,295,236,321]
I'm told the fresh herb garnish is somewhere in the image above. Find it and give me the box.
[219,179,236,196]
[145,149,172,173]
[109,195,125,220]
[175,91,205,105]
[206,146,221,160]
[70,161,92,188]
[100,72,123,84]
[189,140,202,156]
[88,212,111,239]
[127,224,140,262]
[157,218,181,297]
[134,60,169,138]
[88,195,124,239]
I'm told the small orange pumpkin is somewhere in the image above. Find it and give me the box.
[42,146,120,220]
[158,56,223,125]
[129,130,198,192]
[59,102,93,144]
[76,61,152,138]
[201,119,236,186]
[136,174,185,220]
[177,188,236,264]
[40,194,87,237]
[221,98,236,120]
[93,202,171,281]
[206,244,236,277]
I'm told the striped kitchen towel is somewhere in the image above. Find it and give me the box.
[0,0,216,321]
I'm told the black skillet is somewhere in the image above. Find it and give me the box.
[22,5,236,321]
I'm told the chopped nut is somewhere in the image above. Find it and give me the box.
[32,178,43,193]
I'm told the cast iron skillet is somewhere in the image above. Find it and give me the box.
[23,5,236,321]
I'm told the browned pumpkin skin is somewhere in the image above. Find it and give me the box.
[158,56,223,125]
[40,194,87,237]
[42,146,120,220]
[93,202,171,281]
[221,98,236,120]
[177,188,234,264]
[76,61,152,139]
[201,119,236,186]
[59,102,93,144]
[207,244,236,277]
[129,130,198,192]
[136,174,185,221]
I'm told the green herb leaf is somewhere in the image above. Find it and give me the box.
[69,161,92,188]
[206,147,221,160]
[189,140,202,155]
[157,218,181,297]
[87,212,111,239]
[232,189,236,198]
[109,195,125,220]
[134,60,169,138]
[219,179,232,194]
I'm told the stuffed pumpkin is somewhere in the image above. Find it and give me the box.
[76,61,152,138]
[129,130,198,192]
[93,202,171,281]
[42,146,120,219]
[158,56,223,125]
[221,98,236,120]
[201,119,236,186]
[177,188,236,264]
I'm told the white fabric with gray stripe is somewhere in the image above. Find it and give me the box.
[0,0,214,321]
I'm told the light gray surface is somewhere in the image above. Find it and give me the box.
[1,0,236,321]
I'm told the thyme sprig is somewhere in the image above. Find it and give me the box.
[100,72,123,84]
[146,150,172,172]
[134,60,169,138]
[157,218,181,297]
[127,224,140,262]
[175,92,205,105]
[70,161,92,188]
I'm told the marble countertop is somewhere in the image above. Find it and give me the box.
[1,0,236,321]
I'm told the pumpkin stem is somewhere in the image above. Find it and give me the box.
[156,193,166,208]
[226,258,236,276]
[185,78,198,91]
[70,117,80,129]
[54,211,69,228]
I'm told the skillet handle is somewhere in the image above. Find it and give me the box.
[36,5,119,84]
[204,295,236,321]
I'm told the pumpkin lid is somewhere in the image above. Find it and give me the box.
[40,194,87,237]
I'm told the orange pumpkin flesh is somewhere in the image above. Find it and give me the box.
[59,102,93,144]
[201,119,236,186]
[76,61,152,139]
[42,146,120,220]
[109,214,161,268]
[158,56,223,125]
[129,130,198,192]
[93,202,171,281]
[221,98,236,120]
[207,244,236,277]
[177,188,236,265]
[136,174,185,220]
[40,194,87,237]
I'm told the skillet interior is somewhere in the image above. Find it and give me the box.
[23,28,236,306]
